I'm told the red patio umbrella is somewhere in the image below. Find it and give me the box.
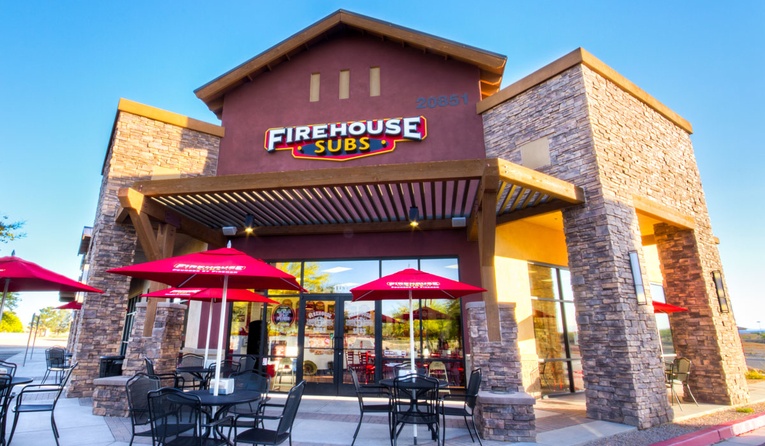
[143,287,278,361]
[109,247,303,395]
[351,268,484,444]
[351,268,484,374]
[0,253,102,320]
[653,301,688,314]
[55,301,82,310]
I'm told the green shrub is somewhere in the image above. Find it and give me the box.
[746,369,765,380]
[0,311,24,332]
[737,407,755,413]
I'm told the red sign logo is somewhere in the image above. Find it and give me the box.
[264,116,427,161]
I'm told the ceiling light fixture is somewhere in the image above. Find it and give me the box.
[409,206,419,228]
[244,214,255,234]
[222,226,237,236]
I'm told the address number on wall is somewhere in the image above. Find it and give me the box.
[416,93,469,109]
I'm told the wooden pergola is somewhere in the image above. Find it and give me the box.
[117,157,585,340]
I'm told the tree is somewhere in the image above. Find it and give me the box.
[0,214,26,245]
[37,306,72,335]
[0,311,24,333]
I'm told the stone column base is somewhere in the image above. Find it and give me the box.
[92,376,131,417]
[475,391,536,442]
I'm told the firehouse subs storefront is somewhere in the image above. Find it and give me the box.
[72,10,748,435]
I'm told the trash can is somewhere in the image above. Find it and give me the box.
[98,355,124,378]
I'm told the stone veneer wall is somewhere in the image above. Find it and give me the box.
[483,59,748,424]
[121,302,187,375]
[466,301,535,442]
[69,107,220,397]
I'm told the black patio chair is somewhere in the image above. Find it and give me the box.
[0,360,17,378]
[0,374,14,446]
[390,374,441,446]
[439,367,482,445]
[218,370,272,431]
[42,347,68,384]
[176,353,205,390]
[233,380,305,446]
[126,373,160,446]
[144,357,184,389]
[147,387,232,446]
[350,368,392,446]
[7,363,77,446]
[201,359,240,389]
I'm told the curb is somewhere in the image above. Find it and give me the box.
[652,412,765,446]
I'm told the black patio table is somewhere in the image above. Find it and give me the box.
[380,375,446,444]
[186,389,262,444]
[177,365,213,389]
[9,377,33,386]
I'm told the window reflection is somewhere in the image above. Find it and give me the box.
[530,263,582,395]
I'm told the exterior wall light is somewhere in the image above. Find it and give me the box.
[629,251,647,304]
[712,270,729,313]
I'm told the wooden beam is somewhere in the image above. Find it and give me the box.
[119,187,227,247]
[132,159,486,197]
[476,163,501,342]
[633,195,695,230]
[142,224,176,337]
[247,219,457,237]
[497,158,585,204]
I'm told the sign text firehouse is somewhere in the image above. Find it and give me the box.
[264,116,427,161]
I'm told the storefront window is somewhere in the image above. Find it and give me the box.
[651,283,675,357]
[530,263,582,395]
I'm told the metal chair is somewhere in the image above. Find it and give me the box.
[176,353,205,390]
[42,347,67,384]
[7,363,77,446]
[667,357,698,409]
[147,387,232,445]
[350,368,391,446]
[233,380,305,446]
[274,357,294,386]
[144,357,184,389]
[125,373,160,446]
[390,374,441,446]
[439,367,482,445]
[0,374,14,446]
[226,370,271,429]
[0,360,17,378]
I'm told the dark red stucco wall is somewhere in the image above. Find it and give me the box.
[217,33,486,174]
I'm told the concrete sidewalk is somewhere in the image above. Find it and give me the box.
[3,346,765,445]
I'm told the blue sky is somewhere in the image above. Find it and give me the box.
[1,1,763,328]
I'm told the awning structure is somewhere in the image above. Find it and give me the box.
[117,158,585,246]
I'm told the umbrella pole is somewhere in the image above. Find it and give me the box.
[408,290,418,444]
[203,301,214,364]
[212,276,229,397]
[0,278,9,322]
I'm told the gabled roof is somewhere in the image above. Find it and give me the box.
[195,10,507,118]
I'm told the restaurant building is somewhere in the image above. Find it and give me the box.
[70,9,748,436]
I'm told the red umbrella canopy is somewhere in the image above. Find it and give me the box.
[653,301,688,314]
[55,301,82,310]
[401,305,449,321]
[108,248,303,291]
[0,255,103,293]
[350,268,485,301]
[143,287,279,305]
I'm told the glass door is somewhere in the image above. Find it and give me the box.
[300,295,377,395]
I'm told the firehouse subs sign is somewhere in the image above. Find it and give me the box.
[264,116,427,161]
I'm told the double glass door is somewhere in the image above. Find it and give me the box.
[300,294,375,395]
